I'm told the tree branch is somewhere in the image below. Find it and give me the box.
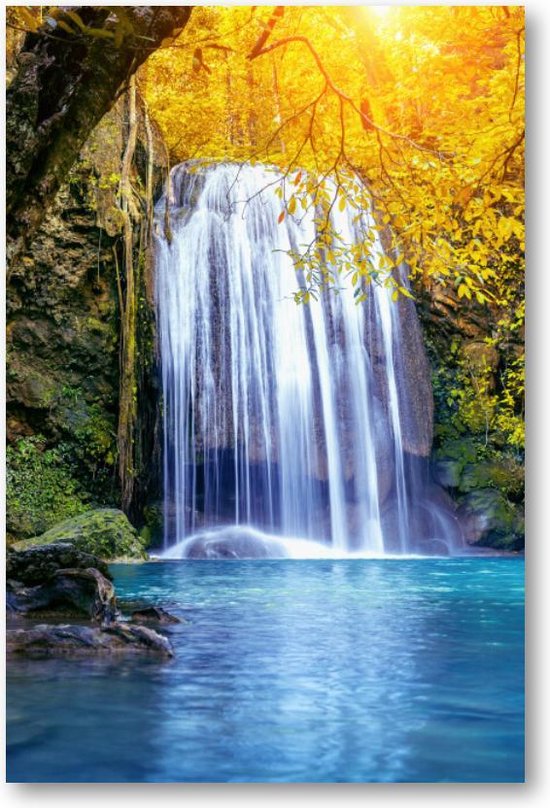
[247,6,285,60]
[248,34,449,158]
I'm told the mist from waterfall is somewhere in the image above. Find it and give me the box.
[155,162,462,557]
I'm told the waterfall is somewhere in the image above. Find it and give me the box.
[155,162,462,557]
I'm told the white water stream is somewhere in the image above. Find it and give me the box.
[155,163,460,557]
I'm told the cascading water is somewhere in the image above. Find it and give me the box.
[155,162,463,558]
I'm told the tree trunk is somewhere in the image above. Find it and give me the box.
[6,6,192,273]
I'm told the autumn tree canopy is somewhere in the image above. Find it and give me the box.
[143,6,523,302]
[141,4,524,448]
[7,5,525,314]
[6,5,525,452]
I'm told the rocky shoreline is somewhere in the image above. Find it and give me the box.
[7,541,179,659]
[6,505,523,661]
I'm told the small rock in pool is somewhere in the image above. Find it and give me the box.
[130,606,182,624]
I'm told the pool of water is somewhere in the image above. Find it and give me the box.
[6,557,524,783]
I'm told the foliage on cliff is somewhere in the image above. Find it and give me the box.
[6,436,89,540]
[6,5,191,268]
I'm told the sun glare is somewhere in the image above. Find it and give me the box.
[369,5,392,18]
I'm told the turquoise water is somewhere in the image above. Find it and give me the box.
[6,557,524,782]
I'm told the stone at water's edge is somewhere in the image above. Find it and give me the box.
[184,530,289,559]
[432,443,524,550]
[130,606,182,624]
[6,540,176,658]
[7,567,118,624]
[7,623,174,658]
[12,508,147,562]
[7,541,112,584]
[457,488,524,551]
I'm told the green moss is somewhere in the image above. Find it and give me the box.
[139,525,152,547]
[53,393,118,498]
[7,436,89,539]
[14,508,148,561]
[461,488,524,551]
[140,504,163,548]
[459,459,524,497]
[73,403,117,465]
[425,328,524,549]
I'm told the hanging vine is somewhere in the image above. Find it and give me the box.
[116,74,139,511]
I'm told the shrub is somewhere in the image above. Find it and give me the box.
[6,436,89,539]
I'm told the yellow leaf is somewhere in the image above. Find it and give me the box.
[18,7,40,32]
[56,19,78,34]
[288,196,297,215]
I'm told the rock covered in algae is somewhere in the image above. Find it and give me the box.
[12,508,147,562]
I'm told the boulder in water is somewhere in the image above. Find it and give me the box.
[7,567,118,624]
[458,488,524,551]
[7,623,173,658]
[181,527,289,559]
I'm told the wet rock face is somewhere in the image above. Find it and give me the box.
[6,180,119,444]
[7,623,174,658]
[457,488,524,551]
[417,276,524,552]
[365,290,434,460]
[6,102,165,535]
[184,529,288,559]
[6,174,121,540]
[7,567,118,624]
[13,508,147,562]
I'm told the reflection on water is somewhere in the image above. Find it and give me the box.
[7,558,524,782]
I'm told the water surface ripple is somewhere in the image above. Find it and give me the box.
[7,558,524,783]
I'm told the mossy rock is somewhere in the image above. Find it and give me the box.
[433,458,463,488]
[459,488,524,551]
[13,508,147,562]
